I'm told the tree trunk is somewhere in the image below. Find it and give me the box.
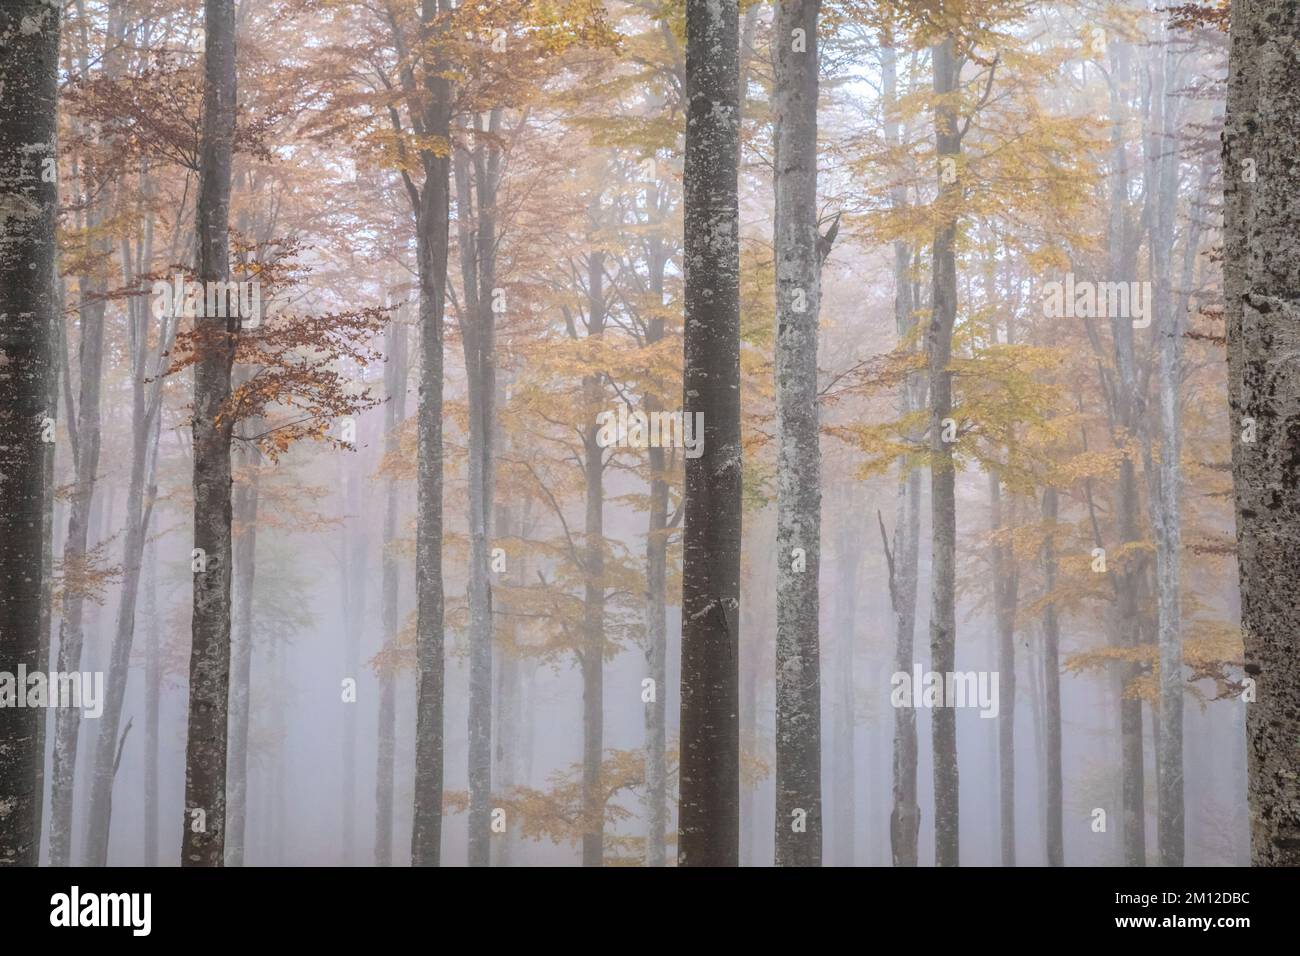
[1148,29,1184,868]
[453,110,501,867]
[928,34,961,868]
[580,250,607,867]
[989,470,1018,866]
[182,0,238,868]
[223,447,259,866]
[144,540,160,867]
[1223,0,1300,866]
[882,36,922,870]
[679,0,741,868]
[376,312,408,866]
[410,0,452,869]
[84,178,170,865]
[0,0,60,867]
[1041,487,1063,865]
[772,0,823,868]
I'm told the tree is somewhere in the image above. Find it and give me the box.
[772,0,824,868]
[679,0,742,868]
[182,0,238,867]
[1223,0,1300,867]
[0,0,60,868]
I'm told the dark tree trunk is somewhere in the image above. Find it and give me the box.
[182,0,238,867]
[0,0,60,868]
[1223,0,1300,866]
[679,0,742,868]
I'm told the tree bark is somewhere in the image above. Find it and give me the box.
[772,0,823,868]
[376,311,408,866]
[0,0,60,868]
[1223,0,1300,866]
[928,34,960,868]
[409,0,452,868]
[679,0,741,868]
[1041,487,1063,865]
[882,37,922,870]
[182,0,238,867]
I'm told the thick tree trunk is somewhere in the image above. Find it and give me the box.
[928,34,960,868]
[772,0,823,869]
[409,0,452,868]
[0,0,60,867]
[182,0,238,868]
[679,0,741,868]
[1223,0,1300,866]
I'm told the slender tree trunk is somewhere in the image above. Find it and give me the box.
[678,0,742,868]
[84,183,169,865]
[1105,37,1146,866]
[928,34,961,868]
[340,458,366,864]
[772,0,823,868]
[579,250,607,867]
[224,447,259,866]
[0,0,60,867]
[881,37,922,870]
[1041,487,1063,865]
[1223,0,1300,866]
[182,0,238,867]
[1149,30,1184,868]
[989,470,1019,866]
[453,111,501,867]
[376,313,408,866]
[144,539,160,867]
[410,0,452,868]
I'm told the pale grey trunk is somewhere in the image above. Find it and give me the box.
[453,109,501,868]
[580,250,607,867]
[182,0,238,867]
[1149,30,1185,867]
[340,458,366,863]
[0,0,60,867]
[928,35,960,868]
[1041,488,1063,866]
[1106,38,1146,866]
[882,37,922,869]
[409,0,452,869]
[144,540,160,867]
[84,171,171,865]
[1223,0,1300,866]
[376,314,408,866]
[679,0,742,868]
[223,447,259,866]
[989,470,1018,866]
[772,0,823,868]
